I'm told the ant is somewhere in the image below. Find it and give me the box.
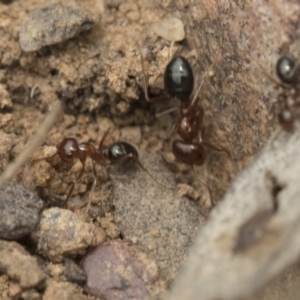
[40,129,166,211]
[139,48,228,206]
[251,53,300,132]
[273,55,300,132]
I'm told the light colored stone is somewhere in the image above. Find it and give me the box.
[32,208,98,262]
[153,17,185,42]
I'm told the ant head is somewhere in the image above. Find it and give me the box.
[276,55,299,85]
[57,138,79,163]
[164,56,194,102]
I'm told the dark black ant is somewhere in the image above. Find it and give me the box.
[42,130,166,211]
[252,53,300,132]
[274,55,300,132]
[139,50,228,206]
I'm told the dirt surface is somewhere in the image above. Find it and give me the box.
[0,0,299,299]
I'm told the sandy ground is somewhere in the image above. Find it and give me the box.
[1,0,300,299]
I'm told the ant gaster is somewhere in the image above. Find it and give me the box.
[50,130,166,210]
[140,50,228,206]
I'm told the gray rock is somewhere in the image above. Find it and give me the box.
[110,151,203,283]
[65,258,87,285]
[81,240,164,300]
[0,181,43,240]
[19,4,97,52]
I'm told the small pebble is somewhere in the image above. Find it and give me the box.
[32,207,99,262]
[81,240,164,299]
[120,126,142,145]
[153,17,185,42]
[65,258,87,285]
[177,183,200,201]
[0,240,46,289]
[19,4,97,52]
[0,181,43,240]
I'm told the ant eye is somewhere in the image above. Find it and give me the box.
[276,55,297,84]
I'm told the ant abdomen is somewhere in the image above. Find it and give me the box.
[172,140,206,165]
[107,142,138,165]
[164,56,194,102]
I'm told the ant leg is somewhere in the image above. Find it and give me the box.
[198,125,206,143]
[137,44,170,104]
[198,126,231,158]
[55,158,67,172]
[66,161,86,201]
[190,73,206,109]
[248,53,287,89]
[66,182,75,202]
[155,106,179,118]
[192,165,214,207]
[201,141,231,158]
[160,151,174,164]
[98,129,110,150]
[131,155,171,189]
[166,119,179,139]
[137,45,150,101]
[32,150,57,165]
[86,161,98,213]
[168,41,175,61]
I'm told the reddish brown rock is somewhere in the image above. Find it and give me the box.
[81,240,164,300]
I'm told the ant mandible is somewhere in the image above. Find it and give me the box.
[45,129,166,211]
[139,48,228,206]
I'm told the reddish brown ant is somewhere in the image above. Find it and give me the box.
[139,50,228,206]
[41,129,166,211]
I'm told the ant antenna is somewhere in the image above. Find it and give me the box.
[129,154,171,189]
[190,73,207,108]
[248,53,288,89]
[168,41,175,61]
